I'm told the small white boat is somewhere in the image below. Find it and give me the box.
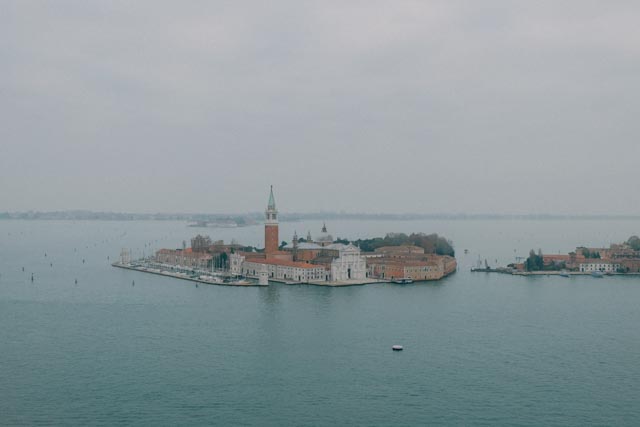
[392,278,413,284]
[560,270,570,277]
[392,345,403,351]
[591,271,604,278]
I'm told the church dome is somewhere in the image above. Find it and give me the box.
[316,223,333,244]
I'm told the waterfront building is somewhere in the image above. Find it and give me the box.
[368,259,434,280]
[232,241,369,283]
[542,254,585,270]
[374,245,425,257]
[155,248,212,269]
[229,187,369,283]
[236,256,327,282]
[329,243,367,281]
[608,243,640,272]
[537,242,640,273]
[228,187,455,283]
[283,231,368,281]
[151,187,455,283]
[579,260,621,273]
[619,258,640,273]
[155,238,242,271]
[229,251,244,275]
[229,187,321,281]
[365,245,457,281]
[367,256,456,281]
[609,243,640,259]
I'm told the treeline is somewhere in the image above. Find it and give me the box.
[0,211,255,223]
[581,249,601,259]
[345,232,455,256]
[525,249,546,271]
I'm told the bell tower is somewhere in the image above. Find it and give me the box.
[264,185,279,257]
[292,230,299,261]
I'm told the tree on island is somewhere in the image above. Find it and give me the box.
[525,249,544,271]
[219,252,228,269]
[581,248,601,259]
[207,252,225,270]
[352,232,455,256]
[209,252,229,270]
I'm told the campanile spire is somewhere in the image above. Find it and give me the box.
[268,185,276,211]
[264,185,279,256]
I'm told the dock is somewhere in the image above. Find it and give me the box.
[471,268,640,277]
[241,274,388,286]
[112,262,266,286]
[114,262,439,288]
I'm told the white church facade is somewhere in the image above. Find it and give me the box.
[330,244,367,281]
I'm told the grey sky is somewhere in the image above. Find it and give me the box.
[2,1,639,214]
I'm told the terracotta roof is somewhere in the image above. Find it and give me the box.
[543,254,586,262]
[543,255,570,260]
[245,258,325,269]
[367,259,432,267]
[240,252,265,260]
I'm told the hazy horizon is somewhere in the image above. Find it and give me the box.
[2,1,639,214]
[5,209,640,220]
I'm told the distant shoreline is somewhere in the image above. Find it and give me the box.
[2,212,640,222]
[471,268,640,277]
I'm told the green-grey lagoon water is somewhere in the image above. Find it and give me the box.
[1,219,640,426]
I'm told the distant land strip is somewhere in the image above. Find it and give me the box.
[2,211,640,222]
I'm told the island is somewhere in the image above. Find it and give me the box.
[113,187,457,286]
[472,236,640,276]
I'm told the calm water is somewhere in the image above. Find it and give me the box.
[1,219,640,426]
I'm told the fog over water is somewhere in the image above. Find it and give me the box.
[2,1,639,214]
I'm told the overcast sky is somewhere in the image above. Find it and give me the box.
[2,1,639,214]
